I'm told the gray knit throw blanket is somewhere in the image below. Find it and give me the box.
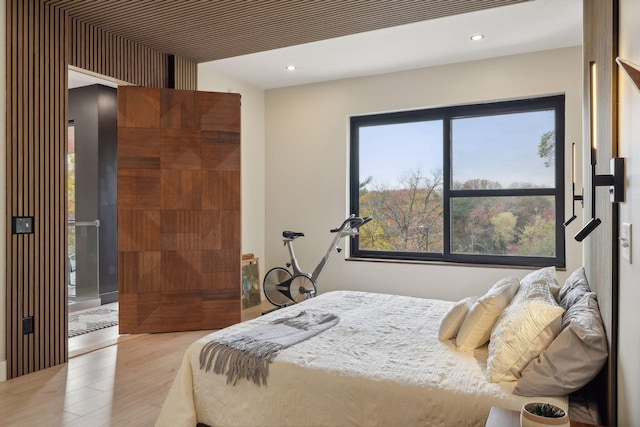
[199,310,339,386]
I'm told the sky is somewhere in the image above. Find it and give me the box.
[358,109,556,190]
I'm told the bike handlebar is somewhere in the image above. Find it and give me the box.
[330,215,372,233]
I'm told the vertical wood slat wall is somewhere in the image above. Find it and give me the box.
[174,56,198,90]
[70,18,168,88]
[583,1,618,425]
[69,19,198,89]
[6,0,68,380]
[6,0,198,379]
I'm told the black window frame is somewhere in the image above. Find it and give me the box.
[349,95,565,268]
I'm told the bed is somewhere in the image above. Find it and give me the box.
[156,282,585,427]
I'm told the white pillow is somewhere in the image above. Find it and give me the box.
[456,277,519,350]
[438,296,477,341]
[487,281,564,383]
[520,266,561,300]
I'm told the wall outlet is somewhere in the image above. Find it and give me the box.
[22,316,34,334]
[621,223,632,263]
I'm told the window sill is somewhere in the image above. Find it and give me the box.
[345,256,566,272]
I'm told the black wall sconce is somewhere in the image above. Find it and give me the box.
[572,62,626,242]
[563,142,582,227]
[574,151,625,242]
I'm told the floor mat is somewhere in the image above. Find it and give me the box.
[69,307,118,337]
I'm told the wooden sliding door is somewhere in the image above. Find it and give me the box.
[117,87,241,333]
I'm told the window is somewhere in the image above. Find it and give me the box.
[350,95,565,267]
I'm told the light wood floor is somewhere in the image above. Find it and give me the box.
[69,325,123,358]
[0,329,213,426]
[0,300,274,426]
[69,302,121,358]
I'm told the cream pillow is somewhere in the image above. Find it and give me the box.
[520,266,561,300]
[487,281,564,383]
[456,277,519,350]
[438,296,477,341]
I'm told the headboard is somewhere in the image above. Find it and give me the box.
[582,1,618,425]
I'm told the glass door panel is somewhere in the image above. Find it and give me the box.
[68,123,100,303]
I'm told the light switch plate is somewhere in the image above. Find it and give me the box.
[621,223,632,263]
[12,216,34,234]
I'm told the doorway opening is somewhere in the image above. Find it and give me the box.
[68,67,122,355]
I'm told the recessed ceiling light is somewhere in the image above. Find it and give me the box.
[470,34,484,41]
[285,65,297,71]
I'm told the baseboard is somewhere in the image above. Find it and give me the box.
[0,360,6,382]
[100,291,118,305]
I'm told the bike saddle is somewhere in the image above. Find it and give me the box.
[282,231,305,239]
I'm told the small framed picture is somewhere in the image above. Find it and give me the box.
[241,257,261,309]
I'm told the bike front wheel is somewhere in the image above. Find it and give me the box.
[289,274,317,303]
[263,267,293,307]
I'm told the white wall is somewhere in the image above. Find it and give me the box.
[616,1,640,425]
[265,46,583,301]
[197,64,266,266]
[0,0,7,382]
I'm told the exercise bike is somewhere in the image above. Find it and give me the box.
[263,215,372,308]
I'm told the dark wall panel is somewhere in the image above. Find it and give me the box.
[97,86,119,303]
[69,86,99,302]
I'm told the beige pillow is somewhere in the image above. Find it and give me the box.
[514,292,607,396]
[487,281,564,383]
[455,277,519,350]
[438,296,477,341]
[520,266,561,300]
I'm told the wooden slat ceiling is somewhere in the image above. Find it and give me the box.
[44,0,532,63]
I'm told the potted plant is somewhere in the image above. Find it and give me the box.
[520,402,570,427]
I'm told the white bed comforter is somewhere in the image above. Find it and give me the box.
[156,291,566,427]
